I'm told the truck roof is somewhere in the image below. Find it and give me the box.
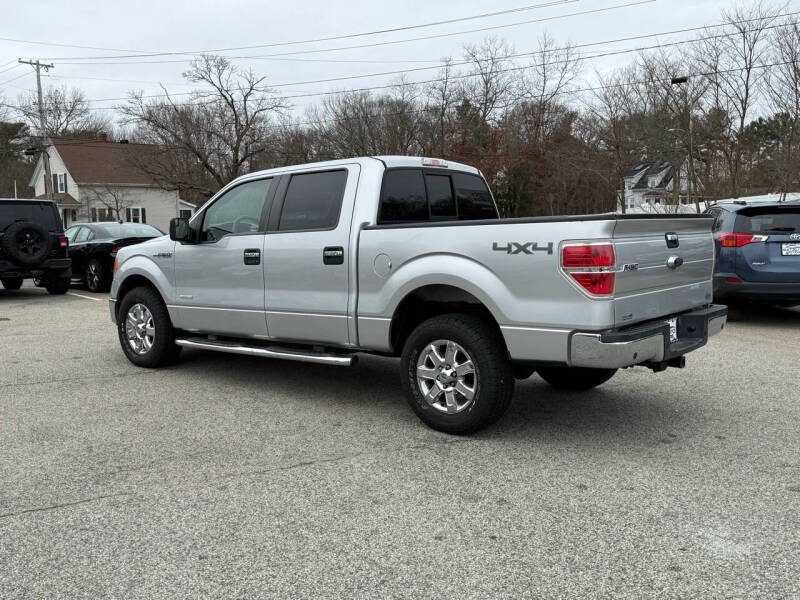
[243,156,481,180]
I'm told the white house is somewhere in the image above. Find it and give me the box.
[29,135,195,231]
[618,159,698,214]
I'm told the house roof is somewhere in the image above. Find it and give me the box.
[35,192,80,207]
[624,161,682,190]
[50,137,161,186]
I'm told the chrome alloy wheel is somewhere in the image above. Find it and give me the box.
[416,339,477,414]
[125,303,155,355]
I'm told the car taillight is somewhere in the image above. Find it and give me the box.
[110,246,119,255]
[717,233,769,247]
[561,243,615,296]
[58,236,68,249]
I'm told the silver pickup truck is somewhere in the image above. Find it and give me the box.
[110,156,727,433]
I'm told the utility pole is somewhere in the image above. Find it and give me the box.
[671,76,698,213]
[19,59,55,201]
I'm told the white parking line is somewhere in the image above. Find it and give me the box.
[67,292,104,302]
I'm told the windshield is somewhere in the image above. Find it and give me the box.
[95,223,162,239]
[736,207,800,233]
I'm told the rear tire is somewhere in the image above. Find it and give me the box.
[45,277,70,295]
[85,258,108,292]
[536,366,617,390]
[117,286,182,368]
[401,313,514,434]
[1,277,23,290]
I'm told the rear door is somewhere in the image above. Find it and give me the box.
[263,165,358,345]
[733,206,800,283]
[612,216,715,326]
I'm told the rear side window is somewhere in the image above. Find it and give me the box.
[0,202,60,231]
[736,208,800,233]
[378,169,498,224]
[426,175,457,219]
[378,170,428,223]
[279,170,347,231]
[452,173,498,220]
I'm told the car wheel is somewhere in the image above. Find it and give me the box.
[1,277,24,290]
[536,366,617,390]
[401,313,514,434]
[0,221,50,265]
[117,286,182,368]
[85,258,107,292]
[45,277,70,295]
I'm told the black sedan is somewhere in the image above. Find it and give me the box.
[64,222,163,292]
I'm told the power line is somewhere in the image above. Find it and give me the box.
[48,0,652,67]
[21,0,580,61]
[0,70,31,86]
[39,16,795,108]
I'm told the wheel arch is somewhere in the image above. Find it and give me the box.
[388,283,506,356]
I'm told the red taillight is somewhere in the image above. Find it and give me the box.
[718,233,769,247]
[726,276,742,284]
[561,243,616,296]
[111,246,119,255]
[562,244,615,268]
[58,236,68,249]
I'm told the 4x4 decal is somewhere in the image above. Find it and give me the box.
[492,242,553,255]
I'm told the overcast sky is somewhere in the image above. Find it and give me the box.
[0,0,777,124]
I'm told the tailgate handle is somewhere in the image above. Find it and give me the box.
[665,232,679,248]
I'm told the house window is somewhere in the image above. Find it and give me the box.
[179,208,193,219]
[91,207,117,222]
[57,174,66,193]
[127,207,146,223]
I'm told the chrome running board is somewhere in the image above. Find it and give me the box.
[174,337,356,366]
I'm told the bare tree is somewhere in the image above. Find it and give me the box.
[764,18,800,199]
[695,2,782,197]
[16,85,110,136]
[86,185,131,222]
[122,55,287,199]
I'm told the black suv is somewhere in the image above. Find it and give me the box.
[0,199,72,294]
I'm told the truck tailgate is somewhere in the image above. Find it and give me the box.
[612,216,715,326]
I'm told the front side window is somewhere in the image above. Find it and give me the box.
[65,226,79,242]
[201,178,271,242]
[279,170,347,231]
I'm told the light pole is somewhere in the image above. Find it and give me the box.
[671,76,697,213]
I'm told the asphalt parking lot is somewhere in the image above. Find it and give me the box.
[1,282,798,599]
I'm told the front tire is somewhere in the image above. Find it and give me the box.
[536,366,617,390]
[401,313,514,434]
[1,277,23,290]
[45,277,70,295]
[117,286,182,368]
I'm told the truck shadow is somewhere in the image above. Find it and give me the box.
[177,349,698,447]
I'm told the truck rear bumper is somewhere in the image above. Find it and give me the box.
[568,304,728,369]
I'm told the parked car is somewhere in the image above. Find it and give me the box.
[706,201,800,305]
[0,199,71,294]
[109,156,726,434]
[65,222,162,292]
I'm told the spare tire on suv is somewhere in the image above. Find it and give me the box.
[1,221,51,266]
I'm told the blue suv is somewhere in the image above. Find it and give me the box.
[707,201,800,305]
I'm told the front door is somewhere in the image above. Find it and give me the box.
[173,177,274,339]
[264,166,358,345]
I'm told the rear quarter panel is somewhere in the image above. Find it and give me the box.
[357,219,618,353]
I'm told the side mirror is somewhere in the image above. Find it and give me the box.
[169,217,191,242]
